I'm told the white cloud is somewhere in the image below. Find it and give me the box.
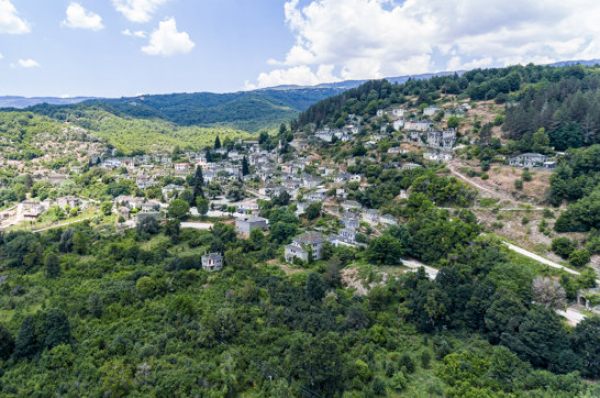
[245,64,340,90]
[0,53,3,60]
[112,0,169,23]
[248,0,600,88]
[61,3,104,31]
[11,59,40,69]
[0,0,31,34]
[142,17,195,57]
[122,29,146,38]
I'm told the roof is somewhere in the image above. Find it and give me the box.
[202,253,222,260]
[294,232,326,245]
[238,216,267,224]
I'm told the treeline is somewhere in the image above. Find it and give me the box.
[503,67,600,150]
[293,63,600,151]
[548,145,600,232]
[20,88,342,133]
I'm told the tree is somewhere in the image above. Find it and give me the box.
[214,135,221,149]
[178,189,194,205]
[569,249,590,267]
[101,201,113,216]
[552,237,577,258]
[136,217,160,236]
[0,324,15,360]
[164,219,181,242]
[196,197,209,217]
[242,156,250,176]
[279,123,288,135]
[306,272,325,301]
[44,252,60,279]
[43,309,72,350]
[532,128,550,154]
[305,201,322,220]
[346,306,369,330]
[485,289,527,344]
[447,116,460,129]
[208,181,222,199]
[136,276,156,298]
[367,235,404,265]
[59,229,76,253]
[168,199,190,219]
[88,292,103,319]
[14,315,39,359]
[500,307,577,373]
[72,231,88,255]
[572,317,600,378]
[226,181,245,202]
[192,166,204,200]
[532,277,566,310]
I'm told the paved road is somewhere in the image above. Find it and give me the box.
[556,309,586,326]
[30,216,96,233]
[245,188,269,200]
[180,222,213,231]
[502,241,580,275]
[402,259,439,279]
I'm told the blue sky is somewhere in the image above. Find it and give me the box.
[1,0,600,97]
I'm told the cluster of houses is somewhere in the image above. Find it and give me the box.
[13,196,89,222]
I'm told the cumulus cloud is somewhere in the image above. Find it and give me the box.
[11,59,40,69]
[122,29,146,38]
[142,17,195,57]
[248,0,600,88]
[112,0,169,23]
[61,3,104,31]
[0,0,31,34]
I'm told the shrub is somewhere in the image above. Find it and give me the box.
[514,179,523,190]
[570,249,591,267]
[551,237,577,258]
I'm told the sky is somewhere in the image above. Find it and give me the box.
[1,0,600,97]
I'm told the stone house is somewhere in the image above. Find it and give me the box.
[235,216,268,237]
[284,232,326,263]
[508,153,549,168]
[202,253,223,272]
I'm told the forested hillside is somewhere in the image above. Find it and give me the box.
[21,88,342,133]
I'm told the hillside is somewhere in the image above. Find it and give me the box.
[19,88,342,134]
[293,63,600,269]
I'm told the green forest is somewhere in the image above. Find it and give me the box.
[19,88,342,134]
[0,163,598,396]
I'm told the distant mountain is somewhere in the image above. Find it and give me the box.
[6,58,600,132]
[0,96,95,109]
[547,59,600,67]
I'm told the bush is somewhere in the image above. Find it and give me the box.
[399,354,416,373]
[551,237,577,258]
[481,173,489,180]
[570,249,591,267]
[514,179,523,190]
[421,350,432,368]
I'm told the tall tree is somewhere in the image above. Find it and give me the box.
[14,316,40,359]
[192,166,205,200]
[242,156,250,176]
[44,252,60,279]
[214,135,221,149]
[0,324,15,360]
[43,309,72,350]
